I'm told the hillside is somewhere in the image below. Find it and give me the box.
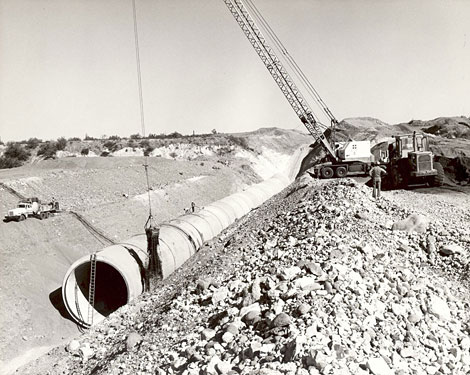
[315,116,470,184]
[0,128,310,374]
[19,176,470,375]
[1,121,469,374]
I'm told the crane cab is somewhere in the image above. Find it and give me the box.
[335,140,373,163]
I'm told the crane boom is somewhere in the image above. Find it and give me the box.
[223,0,338,160]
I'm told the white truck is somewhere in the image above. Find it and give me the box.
[4,198,59,222]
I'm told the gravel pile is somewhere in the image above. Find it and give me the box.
[30,177,470,375]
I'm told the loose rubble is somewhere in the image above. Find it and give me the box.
[25,177,470,375]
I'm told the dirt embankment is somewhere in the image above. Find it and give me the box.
[0,128,309,374]
[301,116,470,183]
[19,175,470,375]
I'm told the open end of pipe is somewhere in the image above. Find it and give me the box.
[74,261,128,318]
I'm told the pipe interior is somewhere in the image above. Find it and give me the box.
[74,261,128,317]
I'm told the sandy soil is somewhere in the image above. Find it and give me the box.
[16,176,470,375]
[0,129,309,374]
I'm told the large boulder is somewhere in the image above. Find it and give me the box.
[392,214,429,233]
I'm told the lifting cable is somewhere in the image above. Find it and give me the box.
[132,0,146,139]
[131,0,156,229]
[132,0,160,289]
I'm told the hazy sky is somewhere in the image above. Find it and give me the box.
[0,0,469,141]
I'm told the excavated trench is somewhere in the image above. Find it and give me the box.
[62,148,309,327]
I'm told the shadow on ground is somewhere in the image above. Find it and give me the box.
[49,287,75,323]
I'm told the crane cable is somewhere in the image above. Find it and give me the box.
[132,0,146,138]
[131,0,155,228]
[244,0,337,128]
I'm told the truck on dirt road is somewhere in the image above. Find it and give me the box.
[4,197,59,222]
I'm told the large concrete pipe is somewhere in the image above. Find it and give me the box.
[62,174,291,326]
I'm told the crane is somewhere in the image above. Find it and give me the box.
[222,0,339,160]
[223,0,378,179]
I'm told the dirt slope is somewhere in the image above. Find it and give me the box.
[19,176,470,375]
[302,116,470,183]
[0,193,103,373]
[0,128,309,374]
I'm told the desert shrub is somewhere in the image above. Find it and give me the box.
[84,134,96,141]
[0,156,23,169]
[56,137,67,151]
[103,140,119,152]
[0,143,31,169]
[168,132,182,138]
[100,151,110,157]
[108,135,121,140]
[81,148,89,156]
[26,138,42,149]
[169,151,178,159]
[148,133,169,139]
[37,142,57,159]
[227,135,252,151]
[217,146,233,156]
[144,146,154,156]
[4,143,30,161]
[68,136,81,142]
[140,139,150,148]
[130,133,141,140]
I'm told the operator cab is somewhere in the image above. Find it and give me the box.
[394,133,429,158]
[392,132,435,176]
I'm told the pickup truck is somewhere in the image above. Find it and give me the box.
[4,198,59,222]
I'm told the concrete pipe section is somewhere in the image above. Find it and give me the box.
[62,173,291,327]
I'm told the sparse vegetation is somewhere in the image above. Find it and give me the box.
[81,148,90,156]
[144,146,154,157]
[227,135,253,151]
[25,137,42,149]
[37,142,58,159]
[148,133,166,139]
[68,137,81,142]
[168,132,183,138]
[56,137,67,151]
[103,141,120,152]
[0,142,31,169]
[130,133,141,140]
[216,145,233,156]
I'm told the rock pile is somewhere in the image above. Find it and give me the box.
[40,178,470,375]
